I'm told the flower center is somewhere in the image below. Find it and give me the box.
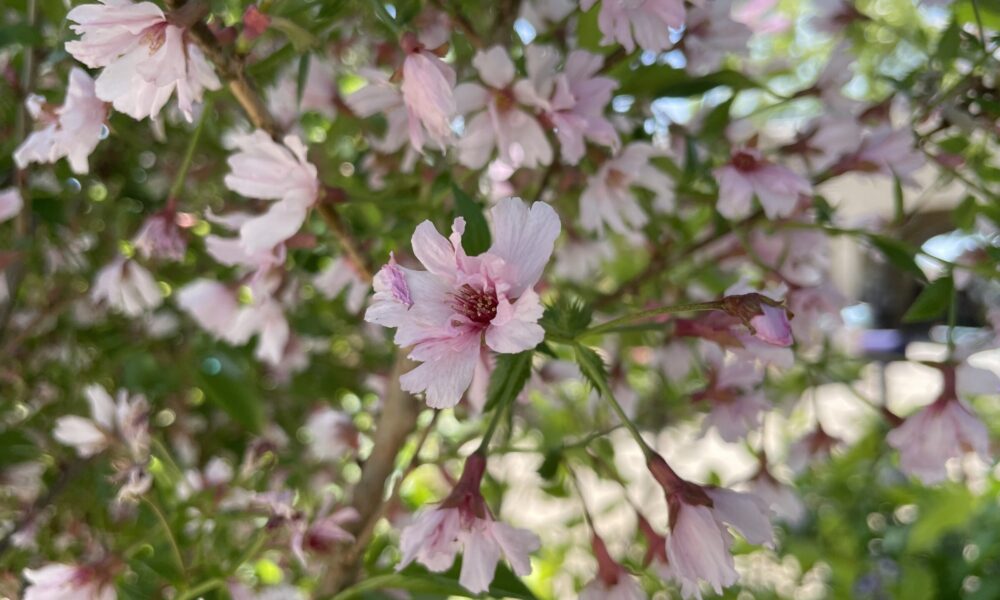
[453,284,498,325]
[606,167,628,188]
[731,150,760,172]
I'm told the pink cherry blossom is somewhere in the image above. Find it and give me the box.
[648,454,773,598]
[848,126,925,184]
[695,346,769,442]
[313,257,370,314]
[520,0,576,32]
[399,32,456,151]
[224,130,320,253]
[133,208,186,261]
[455,46,552,169]
[303,407,359,461]
[887,366,991,485]
[346,68,427,161]
[23,562,117,600]
[750,228,831,287]
[65,0,220,121]
[785,114,865,173]
[746,464,805,525]
[365,198,560,408]
[714,147,812,220]
[14,68,108,174]
[579,533,647,600]
[397,453,541,593]
[683,0,752,75]
[720,287,794,347]
[92,257,163,316]
[290,507,359,566]
[54,384,149,462]
[786,423,841,473]
[513,45,619,164]
[579,142,673,237]
[175,279,242,339]
[0,188,23,223]
[580,0,685,53]
[267,58,337,129]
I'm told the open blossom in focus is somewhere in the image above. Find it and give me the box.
[580,0,685,53]
[513,45,619,165]
[649,455,773,598]
[715,147,812,220]
[887,366,991,485]
[54,384,149,459]
[580,533,647,600]
[455,46,552,170]
[399,31,456,151]
[65,0,220,121]
[224,131,320,253]
[398,454,541,593]
[365,198,560,408]
[92,257,163,316]
[14,68,108,174]
[23,562,117,600]
[580,142,673,237]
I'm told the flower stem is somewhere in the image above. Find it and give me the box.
[476,399,509,454]
[176,578,224,600]
[142,496,185,576]
[583,300,723,337]
[168,99,211,202]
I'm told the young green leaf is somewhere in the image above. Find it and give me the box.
[903,276,954,323]
[483,350,534,412]
[452,184,492,256]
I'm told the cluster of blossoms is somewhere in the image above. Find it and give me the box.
[3,0,997,598]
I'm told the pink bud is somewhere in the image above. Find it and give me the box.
[242,5,270,40]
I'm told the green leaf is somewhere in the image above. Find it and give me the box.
[902,275,954,323]
[296,53,311,107]
[934,19,962,66]
[700,97,736,139]
[195,352,264,432]
[907,485,978,552]
[540,296,593,340]
[334,562,538,599]
[867,235,926,282]
[537,449,562,480]
[483,350,533,412]
[572,343,609,395]
[452,184,492,256]
[617,66,759,98]
[954,195,978,230]
[0,24,43,48]
[955,0,1000,30]
[268,16,318,52]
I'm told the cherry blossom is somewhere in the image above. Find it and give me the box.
[397,453,541,593]
[513,45,619,164]
[133,208,186,262]
[23,562,117,600]
[313,257,370,314]
[92,257,163,316]
[365,198,560,408]
[0,188,23,223]
[580,533,647,600]
[844,126,925,184]
[267,58,338,129]
[14,68,108,174]
[887,365,991,485]
[291,507,359,566]
[346,68,424,161]
[720,288,794,347]
[224,130,320,253]
[694,346,769,442]
[65,0,220,121]
[648,454,773,598]
[53,384,149,459]
[787,422,842,473]
[580,0,685,53]
[683,0,752,75]
[579,142,673,237]
[715,147,812,220]
[303,407,359,461]
[399,31,456,151]
[455,46,552,170]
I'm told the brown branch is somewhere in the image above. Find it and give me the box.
[317,202,373,283]
[429,0,485,49]
[318,353,421,595]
